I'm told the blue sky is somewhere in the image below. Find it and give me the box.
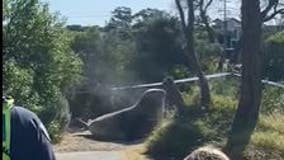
[43,0,176,26]
[42,0,243,26]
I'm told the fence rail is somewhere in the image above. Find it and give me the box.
[112,72,232,90]
[231,73,284,89]
[75,72,284,93]
[112,72,284,91]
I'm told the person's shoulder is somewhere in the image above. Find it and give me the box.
[11,106,38,119]
[11,106,51,141]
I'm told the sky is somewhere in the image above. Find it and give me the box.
[43,0,176,26]
[42,0,242,26]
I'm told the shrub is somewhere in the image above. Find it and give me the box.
[263,31,284,81]
[145,93,237,160]
[3,0,82,142]
[261,86,284,114]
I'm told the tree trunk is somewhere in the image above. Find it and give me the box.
[175,0,211,110]
[186,0,211,109]
[163,77,186,115]
[225,0,263,159]
[196,68,211,110]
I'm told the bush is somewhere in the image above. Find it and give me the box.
[263,31,284,81]
[261,86,284,114]
[195,40,223,73]
[145,93,237,160]
[145,114,210,160]
[3,0,82,142]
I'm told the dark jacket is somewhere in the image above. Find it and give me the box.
[10,106,56,160]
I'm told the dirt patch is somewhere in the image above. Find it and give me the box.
[53,130,143,153]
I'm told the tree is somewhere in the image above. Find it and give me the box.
[70,26,102,87]
[131,9,187,82]
[175,0,211,110]
[3,0,82,141]
[197,0,216,43]
[104,6,133,39]
[226,0,284,158]
[225,0,278,159]
[132,8,166,28]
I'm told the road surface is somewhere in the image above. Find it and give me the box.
[56,151,123,160]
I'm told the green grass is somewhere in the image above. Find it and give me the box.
[244,113,284,160]
[257,113,284,134]
[144,80,284,160]
[145,96,236,160]
[251,131,284,154]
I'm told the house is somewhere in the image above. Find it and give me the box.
[212,18,242,63]
[212,17,283,63]
[212,18,241,48]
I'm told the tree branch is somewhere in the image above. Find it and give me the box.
[199,0,204,10]
[263,8,284,22]
[204,0,213,11]
[175,0,187,34]
[187,0,194,26]
[261,0,279,20]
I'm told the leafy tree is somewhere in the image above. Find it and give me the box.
[3,0,82,142]
[104,6,133,39]
[68,21,137,118]
[70,26,102,86]
[131,9,187,82]
[263,31,284,81]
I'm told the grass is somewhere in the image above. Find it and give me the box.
[251,131,284,154]
[144,101,235,160]
[244,113,284,160]
[144,80,284,160]
[257,113,284,134]
[119,144,150,160]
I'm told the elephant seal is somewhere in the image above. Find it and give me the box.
[78,88,166,141]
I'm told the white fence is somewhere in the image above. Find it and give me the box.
[111,72,284,91]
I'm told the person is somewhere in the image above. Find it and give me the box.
[184,145,230,160]
[2,96,56,160]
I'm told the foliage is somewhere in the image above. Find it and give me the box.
[261,86,284,114]
[67,12,139,118]
[167,65,191,80]
[67,8,190,119]
[131,10,187,82]
[65,7,226,119]
[195,39,223,73]
[145,79,284,160]
[105,6,132,32]
[263,31,284,81]
[145,95,235,160]
[3,0,82,142]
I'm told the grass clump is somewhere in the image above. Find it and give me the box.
[251,131,284,154]
[145,94,236,160]
[244,113,284,159]
[257,113,284,134]
[144,79,284,160]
